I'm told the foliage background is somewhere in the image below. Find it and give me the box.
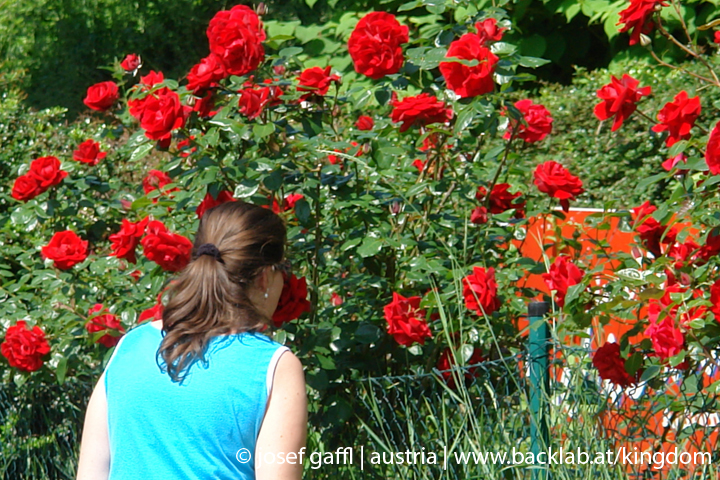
[2,0,720,479]
[3,0,719,115]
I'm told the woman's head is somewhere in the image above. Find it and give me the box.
[158,200,288,382]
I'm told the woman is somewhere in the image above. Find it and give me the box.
[76,201,307,480]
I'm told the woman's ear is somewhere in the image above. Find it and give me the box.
[255,266,272,293]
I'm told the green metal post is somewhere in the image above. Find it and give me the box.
[528,301,550,480]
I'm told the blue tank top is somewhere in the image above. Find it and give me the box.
[103,322,288,480]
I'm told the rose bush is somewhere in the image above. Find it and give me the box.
[3,0,720,476]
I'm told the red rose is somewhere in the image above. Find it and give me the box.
[678,300,707,330]
[710,279,720,320]
[141,220,193,272]
[143,169,179,201]
[617,0,667,46]
[327,149,343,166]
[439,33,498,98]
[138,89,188,141]
[437,347,485,389]
[128,73,167,121]
[128,96,149,120]
[272,273,311,327]
[475,183,525,216]
[384,292,432,347]
[109,217,149,264]
[1,321,51,372]
[348,12,409,79]
[120,53,141,72]
[533,161,584,211]
[412,159,425,173]
[632,200,677,257]
[283,193,304,210]
[86,304,125,348]
[504,99,553,143]
[475,18,506,45]
[297,66,340,100]
[390,93,453,132]
[139,297,164,323]
[207,5,266,76]
[541,256,584,308]
[176,136,197,158]
[470,206,488,224]
[462,266,500,316]
[592,342,636,387]
[196,191,236,218]
[356,115,374,130]
[73,139,107,166]
[140,71,165,87]
[330,292,343,306]
[419,133,441,152]
[41,230,88,270]
[84,81,119,111]
[662,153,688,173]
[28,156,67,192]
[667,239,700,269]
[645,315,684,360]
[186,54,226,94]
[11,174,42,202]
[715,31,720,44]
[193,92,217,118]
[651,91,700,147]
[697,230,720,263]
[238,84,272,120]
[705,121,720,175]
[594,74,651,131]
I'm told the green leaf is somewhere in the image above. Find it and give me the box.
[279,47,303,58]
[130,142,154,162]
[625,352,643,376]
[253,123,275,139]
[517,56,551,68]
[355,323,382,344]
[460,344,474,363]
[454,108,474,134]
[357,237,383,257]
[234,180,259,198]
[639,364,661,382]
[263,170,283,191]
[341,237,362,251]
[668,140,687,158]
[668,350,687,368]
[316,354,335,369]
[294,199,312,226]
[490,42,517,56]
[306,370,328,391]
[130,197,152,211]
[406,47,447,70]
[10,204,35,227]
[56,357,67,384]
[634,172,668,193]
[398,0,420,11]
[563,282,585,307]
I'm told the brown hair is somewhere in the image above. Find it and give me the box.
[157,200,287,382]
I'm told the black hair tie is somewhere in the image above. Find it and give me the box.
[195,243,224,264]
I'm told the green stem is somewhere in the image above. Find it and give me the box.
[310,169,322,324]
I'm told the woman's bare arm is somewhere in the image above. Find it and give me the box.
[76,373,111,480]
[255,351,308,480]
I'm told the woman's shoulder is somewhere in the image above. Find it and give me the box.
[228,329,287,352]
[113,321,161,350]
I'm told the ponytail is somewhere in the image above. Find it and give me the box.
[157,201,286,382]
